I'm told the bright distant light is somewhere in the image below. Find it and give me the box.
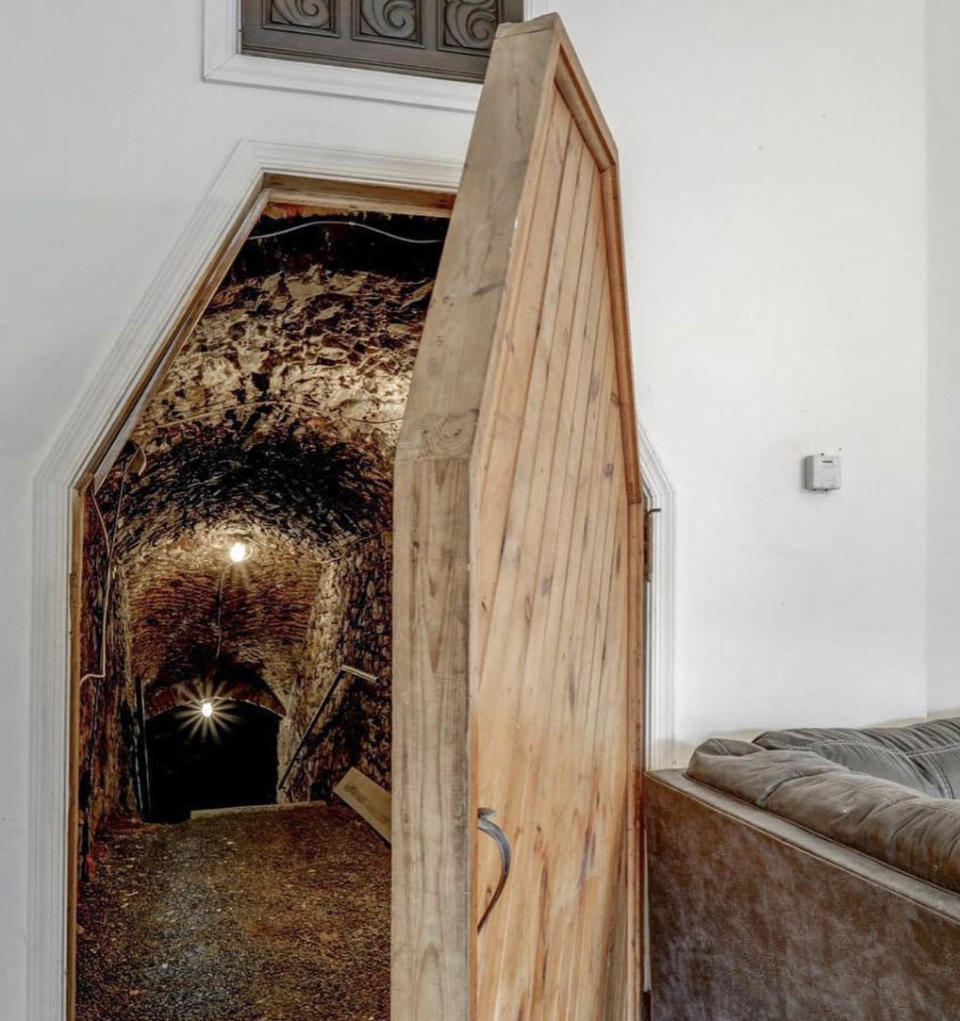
[200,699,215,719]
[228,541,250,563]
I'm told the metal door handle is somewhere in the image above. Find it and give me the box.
[477,808,511,932]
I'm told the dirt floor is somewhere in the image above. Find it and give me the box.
[76,803,390,1021]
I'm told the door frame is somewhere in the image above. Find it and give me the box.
[29,136,678,1020]
[28,139,461,1021]
[640,425,677,772]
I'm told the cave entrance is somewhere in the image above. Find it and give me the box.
[146,700,281,821]
[70,176,453,1021]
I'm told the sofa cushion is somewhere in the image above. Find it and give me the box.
[755,717,960,798]
[686,720,960,895]
[763,769,960,892]
[688,737,849,807]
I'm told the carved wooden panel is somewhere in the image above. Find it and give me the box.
[241,0,525,82]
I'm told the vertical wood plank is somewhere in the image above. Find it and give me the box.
[392,455,472,1019]
[473,93,574,667]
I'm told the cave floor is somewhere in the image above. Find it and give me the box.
[76,802,390,1021]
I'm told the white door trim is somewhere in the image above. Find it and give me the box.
[638,423,678,771]
[202,0,551,112]
[27,138,462,1021]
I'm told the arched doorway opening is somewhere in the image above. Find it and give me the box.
[69,185,452,1020]
[146,699,282,821]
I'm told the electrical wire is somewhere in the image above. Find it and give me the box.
[246,219,445,245]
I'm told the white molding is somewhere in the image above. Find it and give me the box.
[638,422,678,771]
[28,139,461,1021]
[203,0,549,112]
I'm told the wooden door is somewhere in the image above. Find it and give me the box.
[393,13,643,1020]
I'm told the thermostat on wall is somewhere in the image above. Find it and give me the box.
[804,453,841,492]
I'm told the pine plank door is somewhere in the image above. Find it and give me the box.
[393,13,643,1020]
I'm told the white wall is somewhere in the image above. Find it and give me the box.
[927,0,960,717]
[574,0,927,758]
[0,0,930,1012]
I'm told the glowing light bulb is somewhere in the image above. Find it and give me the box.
[229,541,250,564]
[201,700,214,719]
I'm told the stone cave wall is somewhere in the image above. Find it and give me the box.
[336,530,392,791]
[276,546,351,799]
[281,530,393,803]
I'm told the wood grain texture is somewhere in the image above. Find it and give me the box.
[392,18,560,1021]
[393,13,642,1019]
[334,767,392,843]
[262,174,457,218]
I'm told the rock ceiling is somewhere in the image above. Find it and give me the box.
[96,209,447,714]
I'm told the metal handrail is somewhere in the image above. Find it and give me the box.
[277,664,378,792]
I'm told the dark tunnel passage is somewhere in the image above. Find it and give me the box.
[74,201,449,1021]
[76,206,447,849]
[146,700,281,821]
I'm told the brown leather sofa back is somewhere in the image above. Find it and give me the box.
[647,771,960,1020]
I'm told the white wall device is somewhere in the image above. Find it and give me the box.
[804,453,841,492]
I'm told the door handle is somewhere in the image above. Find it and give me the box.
[477,808,511,932]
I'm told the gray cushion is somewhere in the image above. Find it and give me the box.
[755,717,960,798]
[686,718,960,895]
[688,737,849,807]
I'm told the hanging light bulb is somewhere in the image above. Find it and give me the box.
[200,699,215,719]
[228,540,250,564]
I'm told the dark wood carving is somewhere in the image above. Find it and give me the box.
[357,0,420,44]
[241,0,524,82]
[442,0,498,52]
[270,0,335,32]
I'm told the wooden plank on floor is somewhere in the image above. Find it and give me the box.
[335,767,392,844]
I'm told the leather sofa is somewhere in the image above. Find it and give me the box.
[646,719,960,1019]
